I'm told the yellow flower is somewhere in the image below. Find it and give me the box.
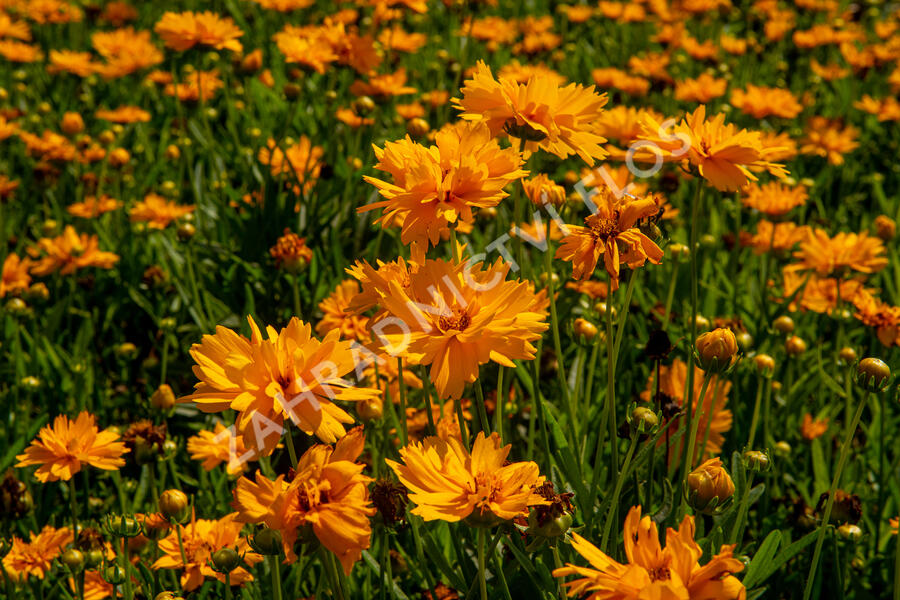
[741,181,807,217]
[180,316,380,454]
[1,254,32,298]
[695,328,738,371]
[687,457,735,513]
[3,526,73,582]
[316,280,370,343]
[554,187,663,291]
[386,431,546,525]
[553,506,746,599]
[232,427,375,573]
[454,61,608,165]
[154,11,244,52]
[788,228,887,276]
[15,412,129,482]
[129,194,195,229]
[360,121,527,248]
[187,423,254,475]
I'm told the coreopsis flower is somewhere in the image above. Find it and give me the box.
[350,68,417,97]
[180,316,381,454]
[782,269,870,314]
[387,431,546,525]
[1,254,32,298]
[94,28,164,78]
[696,328,738,372]
[639,105,788,191]
[555,187,663,291]
[0,13,31,41]
[164,70,224,102]
[269,228,313,272]
[28,226,119,276]
[336,108,374,127]
[316,280,370,342]
[674,73,728,103]
[153,512,260,591]
[565,279,609,300]
[592,68,650,97]
[15,412,129,482]
[742,181,807,217]
[0,40,42,62]
[359,121,527,248]
[811,59,850,81]
[801,413,828,440]
[232,427,375,573]
[353,255,548,400]
[18,130,76,162]
[463,17,519,51]
[0,176,19,199]
[788,229,887,276]
[852,290,900,347]
[47,50,97,76]
[687,457,735,513]
[154,11,244,53]
[498,60,567,85]
[800,117,859,165]
[258,136,324,194]
[251,0,315,10]
[640,359,733,465]
[522,173,566,207]
[66,195,123,218]
[553,506,746,598]
[274,25,337,73]
[595,106,666,159]
[129,194,195,229]
[187,423,254,475]
[95,106,151,123]
[455,61,608,165]
[742,220,809,255]
[853,95,900,121]
[731,85,804,119]
[2,526,73,582]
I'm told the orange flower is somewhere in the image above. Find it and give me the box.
[18,130,76,162]
[163,70,223,102]
[28,226,119,276]
[47,50,97,76]
[269,228,313,271]
[742,220,809,255]
[387,431,546,524]
[553,506,746,599]
[95,106,151,123]
[811,59,850,81]
[359,121,527,248]
[15,412,129,482]
[641,359,733,465]
[1,254,32,298]
[741,181,807,217]
[498,60,567,86]
[731,85,804,119]
[0,13,31,41]
[93,27,164,78]
[232,427,374,573]
[187,422,255,475]
[800,117,859,165]
[788,228,887,276]
[336,107,374,127]
[0,40,42,62]
[801,413,828,440]
[852,289,900,347]
[154,11,244,52]
[152,512,260,591]
[2,526,73,582]
[349,68,417,97]
[130,194,195,229]
[354,256,548,400]
[258,136,324,193]
[180,316,380,454]
[591,68,650,96]
[555,188,663,290]
[66,195,123,218]
[853,95,900,122]
[274,26,337,74]
[639,105,788,191]
[674,73,728,103]
[316,280,370,343]
[781,269,870,314]
[455,61,609,165]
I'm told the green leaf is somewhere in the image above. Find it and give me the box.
[742,530,782,588]
[361,551,411,600]
[747,529,818,589]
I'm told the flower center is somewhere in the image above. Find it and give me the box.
[648,566,671,582]
[438,308,471,332]
[590,217,618,238]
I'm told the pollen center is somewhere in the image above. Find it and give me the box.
[648,566,671,582]
[438,308,471,332]
[590,217,618,238]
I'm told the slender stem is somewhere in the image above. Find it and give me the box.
[747,380,764,449]
[474,379,490,435]
[601,431,639,552]
[802,391,868,600]
[683,180,703,490]
[450,228,461,263]
[551,544,568,600]
[174,524,189,574]
[397,358,410,443]
[284,430,298,469]
[546,231,572,422]
[495,367,505,443]
[661,258,679,330]
[120,537,133,600]
[270,555,284,600]
[877,393,886,554]
[682,371,713,482]
[224,571,232,600]
[477,528,488,600]
[292,273,302,317]
[605,278,619,481]
[729,472,754,545]
[67,477,79,538]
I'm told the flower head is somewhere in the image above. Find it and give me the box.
[789,228,887,276]
[454,61,608,165]
[15,412,129,482]
[155,11,243,52]
[3,526,73,582]
[687,458,735,513]
[130,194,195,229]
[387,431,546,525]
[187,423,255,475]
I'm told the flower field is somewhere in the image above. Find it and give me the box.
[2,0,900,599]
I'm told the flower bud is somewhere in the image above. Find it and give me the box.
[5,297,29,317]
[352,96,376,115]
[211,548,242,573]
[159,490,189,523]
[150,384,176,411]
[773,315,794,334]
[774,441,791,456]
[686,458,734,514]
[573,318,598,342]
[742,450,770,472]
[753,354,775,376]
[102,563,126,585]
[856,357,891,392]
[60,548,85,571]
[165,144,180,160]
[250,528,283,555]
[356,397,383,422]
[735,331,753,352]
[85,548,104,568]
[669,243,689,260]
[61,112,85,135]
[406,118,430,138]
[838,523,862,541]
[785,335,807,356]
[630,407,658,433]
[283,83,302,100]
[694,315,710,331]
[874,215,895,241]
[115,342,138,360]
[104,514,142,538]
[838,347,857,365]
[177,223,196,241]
[695,328,738,372]
[593,302,616,320]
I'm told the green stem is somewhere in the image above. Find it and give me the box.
[601,431,639,552]
[284,429,298,469]
[551,544,568,600]
[477,528,488,600]
[661,258,679,330]
[747,379,764,449]
[67,477,79,538]
[397,358,410,443]
[495,366,505,443]
[605,279,619,481]
[224,571,232,600]
[474,379,490,435]
[729,472,754,545]
[802,391,868,600]
[270,555,284,600]
[292,273,302,317]
[546,229,572,424]
[683,180,703,488]
[175,524,189,575]
[681,371,713,493]
[120,537,133,600]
